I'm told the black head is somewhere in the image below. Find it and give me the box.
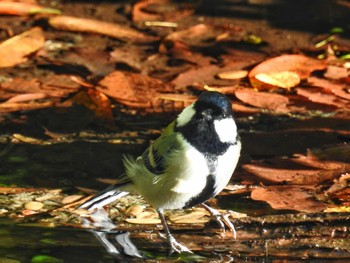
[175,91,237,155]
[194,91,233,121]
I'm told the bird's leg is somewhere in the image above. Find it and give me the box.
[157,209,192,255]
[201,203,236,239]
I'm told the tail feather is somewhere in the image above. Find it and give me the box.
[79,184,129,210]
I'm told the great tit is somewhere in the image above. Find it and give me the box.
[79,91,241,254]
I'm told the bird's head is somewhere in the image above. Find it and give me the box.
[176,91,237,149]
[176,91,233,126]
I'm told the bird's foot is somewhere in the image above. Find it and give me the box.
[201,204,237,239]
[158,232,192,254]
[168,235,193,255]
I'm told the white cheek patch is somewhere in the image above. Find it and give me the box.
[176,103,195,127]
[214,118,237,143]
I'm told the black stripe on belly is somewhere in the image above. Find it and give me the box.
[183,174,216,208]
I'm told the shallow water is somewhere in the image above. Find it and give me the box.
[0,220,117,263]
[0,219,228,262]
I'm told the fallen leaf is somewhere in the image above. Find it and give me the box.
[132,0,195,23]
[0,2,60,16]
[307,76,350,101]
[125,218,161,224]
[61,195,84,205]
[168,210,209,224]
[249,54,327,90]
[0,101,54,113]
[243,144,350,185]
[172,61,251,89]
[164,24,219,47]
[5,93,47,103]
[0,27,45,68]
[251,186,326,213]
[235,88,289,112]
[48,15,158,43]
[12,134,46,144]
[125,205,144,217]
[132,0,163,22]
[0,187,44,194]
[97,70,174,112]
[203,85,239,94]
[324,206,350,212]
[243,162,341,185]
[71,88,114,122]
[255,71,300,89]
[324,65,349,80]
[296,87,350,108]
[0,76,80,101]
[110,46,145,71]
[217,70,248,80]
[325,173,350,196]
[159,40,215,67]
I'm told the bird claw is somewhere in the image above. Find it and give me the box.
[158,232,193,255]
[201,204,237,239]
[168,236,193,255]
[211,212,237,239]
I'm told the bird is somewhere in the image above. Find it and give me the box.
[78,91,241,254]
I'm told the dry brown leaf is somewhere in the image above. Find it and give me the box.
[0,187,44,194]
[110,46,145,71]
[97,70,174,111]
[0,101,54,113]
[243,162,341,185]
[255,71,300,89]
[0,76,80,103]
[217,70,248,80]
[48,15,158,43]
[61,195,84,205]
[125,218,161,224]
[0,27,45,68]
[235,88,289,112]
[296,87,350,108]
[125,205,144,217]
[0,1,60,15]
[172,61,250,89]
[203,85,239,94]
[132,0,195,23]
[132,0,163,22]
[251,186,326,213]
[324,65,349,80]
[168,211,209,224]
[325,173,350,196]
[5,93,47,103]
[165,24,218,47]
[71,89,114,121]
[308,76,350,101]
[159,40,214,67]
[243,145,350,185]
[249,54,327,90]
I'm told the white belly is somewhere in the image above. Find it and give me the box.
[126,136,241,210]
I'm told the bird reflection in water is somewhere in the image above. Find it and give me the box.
[81,208,143,260]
